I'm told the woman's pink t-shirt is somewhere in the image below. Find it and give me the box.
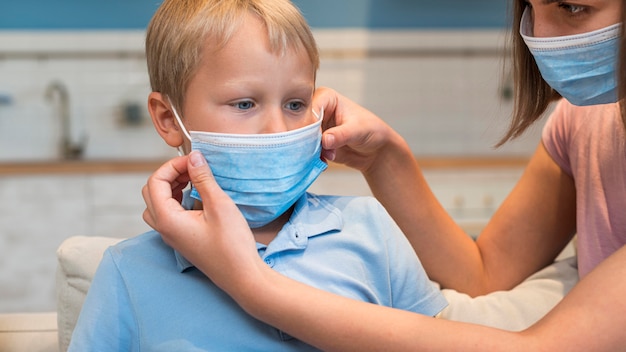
[542,99,626,277]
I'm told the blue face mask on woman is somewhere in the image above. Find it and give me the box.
[520,7,621,106]
[171,105,328,228]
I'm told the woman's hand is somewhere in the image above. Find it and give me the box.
[314,87,404,173]
[142,151,262,292]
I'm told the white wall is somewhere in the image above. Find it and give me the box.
[0,29,546,162]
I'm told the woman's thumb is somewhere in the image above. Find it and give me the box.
[187,150,217,197]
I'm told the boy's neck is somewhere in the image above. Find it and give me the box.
[193,200,292,245]
[251,209,293,245]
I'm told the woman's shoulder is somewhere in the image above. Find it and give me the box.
[546,99,620,132]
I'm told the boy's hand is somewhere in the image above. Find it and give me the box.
[142,151,260,291]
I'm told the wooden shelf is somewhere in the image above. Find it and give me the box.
[0,157,529,176]
[0,160,166,175]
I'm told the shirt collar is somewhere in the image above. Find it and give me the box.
[174,191,198,272]
[174,191,343,272]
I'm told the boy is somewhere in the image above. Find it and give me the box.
[68,0,447,350]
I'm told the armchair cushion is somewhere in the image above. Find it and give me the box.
[437,256,579,331]
[56,236,123,352]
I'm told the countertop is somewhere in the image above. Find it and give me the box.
[0,159,166,175]
[0,157,529,175]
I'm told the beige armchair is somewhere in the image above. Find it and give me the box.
[0,235,578,352]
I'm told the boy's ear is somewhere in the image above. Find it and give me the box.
[148,92,185,148]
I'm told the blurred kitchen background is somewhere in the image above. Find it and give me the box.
[0,0,549,313]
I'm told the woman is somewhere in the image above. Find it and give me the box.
[143,0,626,350]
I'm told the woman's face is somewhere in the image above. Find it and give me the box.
[525,0,622,37]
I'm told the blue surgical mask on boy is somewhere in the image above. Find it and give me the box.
[171,104,328,228]
[520,6,620,106]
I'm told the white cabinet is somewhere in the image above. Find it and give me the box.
[0,172,151,313]
[423,168,524,237]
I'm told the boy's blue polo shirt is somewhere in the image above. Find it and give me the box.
[69,193,447,351]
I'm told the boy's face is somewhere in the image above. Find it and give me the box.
[180,12,316,146]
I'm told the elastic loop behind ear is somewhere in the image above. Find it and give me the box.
[167,96,192,141]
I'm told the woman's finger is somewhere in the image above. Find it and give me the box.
[142,155,191,231]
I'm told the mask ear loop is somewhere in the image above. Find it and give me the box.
[312,106,324,121]
[166,97,192,156]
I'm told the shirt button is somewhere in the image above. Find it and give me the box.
[264,258,274,267]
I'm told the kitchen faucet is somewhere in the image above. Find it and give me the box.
[45,81,87,160]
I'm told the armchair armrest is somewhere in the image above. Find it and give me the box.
[0,312,58,352]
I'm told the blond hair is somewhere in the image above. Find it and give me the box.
[498,0,626,146]
[146,0,319,113]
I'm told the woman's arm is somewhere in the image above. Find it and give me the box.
[473,142,576,291]
[205,238,626,351]
[233,257,527,352]
[315,87,576,295]
[143,152,626,351]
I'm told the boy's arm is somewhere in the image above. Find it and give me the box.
[68,250,137,351]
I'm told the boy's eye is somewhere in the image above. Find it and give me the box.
[234,101,254,110]
[285,101,304,111]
